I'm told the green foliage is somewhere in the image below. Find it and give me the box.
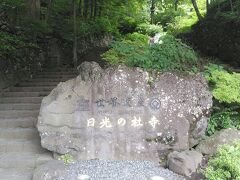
[0,32,25,58]
[20,18,50,39]
[0,0,25,10]
[136,23,163,36]
[204,64,240,135]
[118,16,138,34]
[204,141,240,180]
[207,106,240,136]
[75,17,117,39]
[125,32,149,44]
[204,64,240,104]
[58,154,74,165]
[190,0,240,66]
[0,31,38,62]
[155,9,184,30]
[146,35,198,72]
[102,33,149,65]
[154,0,206,35]
[102,33,199,72]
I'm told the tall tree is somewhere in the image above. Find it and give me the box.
[206,0,209,13]
[229,0,233,12]
[84,0,89,19]
[150,0,156,24]
[191,0,203,20]
[26,0,40,19]
[174,0,179,11]
[94,0,98,17]
[90,0,94,18]
[79,0,82,17]
[73,0,78,67]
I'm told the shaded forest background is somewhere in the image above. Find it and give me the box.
[1,1,240,179]
[0,0,240,89]
[1,0,239,70]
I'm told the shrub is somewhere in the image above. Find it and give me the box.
[102,33,149,65]
[102,33,199,72]
[204,64,240,135]
[204,141,240,180]
[146,35,198,72]
[58,154,74,164]
[155,9,184,30]
[0,31,39,65]
[118,16,138,34]
[207,106,240,136]
[136,23,163,36]
[190,11,240,67]
[204,64,240,104]
[125,32,149,44]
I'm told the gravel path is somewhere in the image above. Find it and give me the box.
[61,160,185,180]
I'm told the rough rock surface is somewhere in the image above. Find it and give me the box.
[33,160,185,180]
[167,150,203,177]
[37,61,212,163]
[196,128,240,155]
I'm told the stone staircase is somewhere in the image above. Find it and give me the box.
[0,67,78,180]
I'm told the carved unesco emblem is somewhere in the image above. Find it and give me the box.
[150,98,161,110]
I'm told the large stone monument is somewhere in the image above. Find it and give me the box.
[37,62,212,163]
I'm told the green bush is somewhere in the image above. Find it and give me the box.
[204,141,240,180]
[102,33,149,65]
[102,33,199,72]
[84,17,118,36]
[146,35,198,72]
[0,31,38,62]
[154,0,206,35]
[204,64,240,135]
[204,64,240,104]
[58,154,74,164]
[207,106,240,136]
[125,32,149,44]
[155,9,184,30]
[118,16,138,34]
[136,23,163,36]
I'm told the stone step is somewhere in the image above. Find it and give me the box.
[0,103,40,110]
[0,139,46,153]
[0,168,33,180]
[0,152,53,169]
[35,74,76,78]
[0,118,37,128]
[37,71,77,76]
[0,110,39,118]
[9,86,55,92]
[27,77,73,82]
[0,97,43,103]
[1,91,49,97]
[41,67,78,72]
[18,81,59,87]
[40,71,78,75]
[0,128,39,140]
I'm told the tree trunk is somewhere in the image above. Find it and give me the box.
[206,0,209,13]
[46,0,53,23]
[191,0,203,20]
[98,0,102,17]
[229,0,233,12]
[73,0,78,67]
[26,0,40,19]
[84,0,89,19]
[90,0,94,18]
[174,0,179,11]
[79,0,82,17]
[150,0,155,24]
[94,0,98,17]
